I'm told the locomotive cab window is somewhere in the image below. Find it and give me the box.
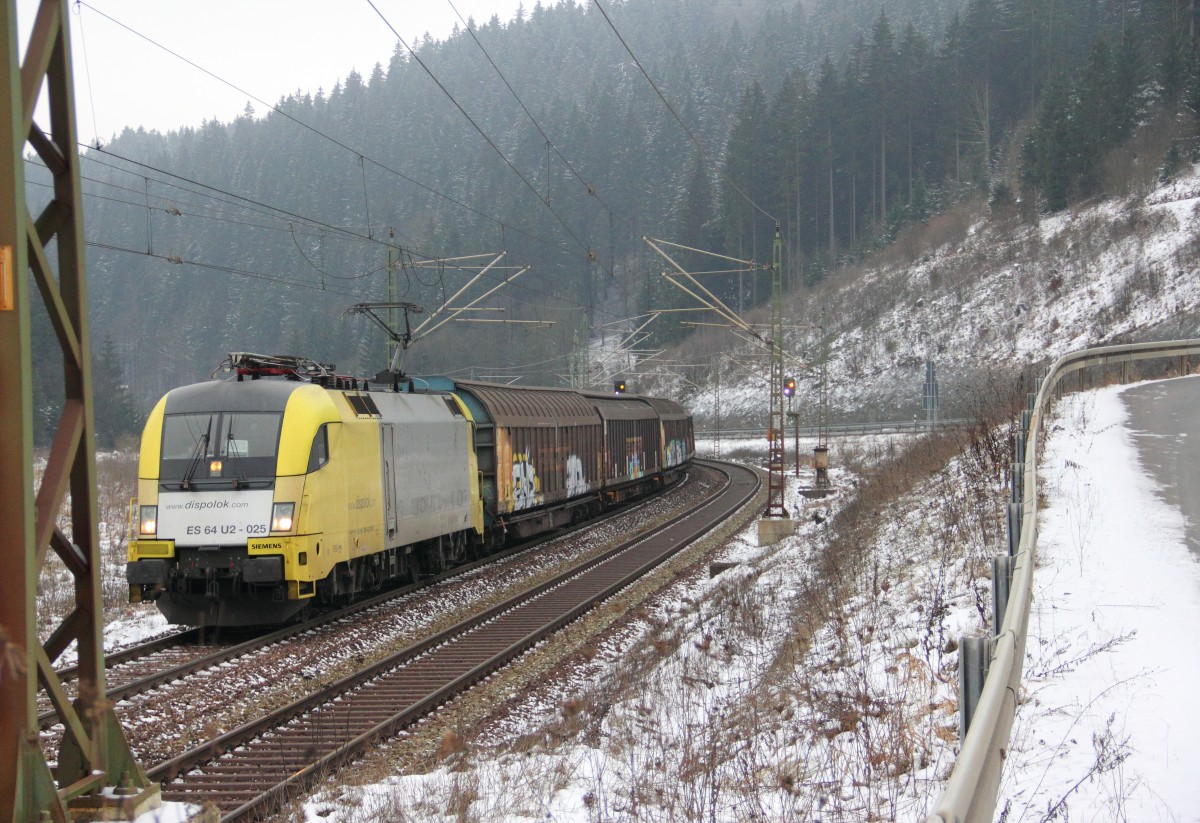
[160,411,281,487]
[307,424,330,472]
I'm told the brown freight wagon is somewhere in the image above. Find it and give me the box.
[453,381,604,538]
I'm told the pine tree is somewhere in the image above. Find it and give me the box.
[866,11,899,227]
[92,333,140,450]
[808,57,842,269]
[1022,71,1076,212]
[720,82,770,311]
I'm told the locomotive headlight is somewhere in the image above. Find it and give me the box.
[271,502,296,532]
[138,505,157,536]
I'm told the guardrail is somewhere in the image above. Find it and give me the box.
[925,338,1200,823]
[696,419,968,441]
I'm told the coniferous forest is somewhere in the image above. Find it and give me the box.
[34,0,1200,446]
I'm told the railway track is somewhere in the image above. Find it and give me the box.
[41,468,708,745]
[146,459,758,820]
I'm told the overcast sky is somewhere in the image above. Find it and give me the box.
[18,0,526,144]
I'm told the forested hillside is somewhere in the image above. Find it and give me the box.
[32,0,1200,445]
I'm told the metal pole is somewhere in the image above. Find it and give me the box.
[1,2,153,818]
[713,355,721,460]
[792,399,799,478]
[0,4,42,816]
[764,223,788,518]
[387,234,397,369]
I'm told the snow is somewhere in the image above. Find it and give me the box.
[87,163,1200,821]
[299,449,973,822]
[293,379,1200,822]
[104,611,172,649]
[637,164,1200,433]
[999,381,1200,820]
[133,801,205,822]
[50,607,171,670]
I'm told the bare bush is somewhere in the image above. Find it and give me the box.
[34,450,142,646]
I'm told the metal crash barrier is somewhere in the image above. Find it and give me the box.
[925,338,1200,823]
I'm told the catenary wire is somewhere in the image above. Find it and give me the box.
[590,0,778,225]
[75,0,562,254]
[72,2,102,144]
[31,144,613,321]
[60,6,632,327]
[73,145,625,322]
[86,240,365,298]
[364,0,594,260]
[444,0,621,219]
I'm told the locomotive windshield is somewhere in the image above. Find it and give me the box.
[160,411,282,488]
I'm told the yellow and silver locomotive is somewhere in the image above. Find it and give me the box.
[127,353,694,627]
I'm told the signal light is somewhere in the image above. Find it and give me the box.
[783,377,796,397]
[614,380,626,394]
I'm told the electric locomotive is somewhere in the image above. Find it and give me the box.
[126,353,694,627]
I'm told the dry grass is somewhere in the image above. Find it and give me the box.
[35,450,143,645]
[296,378,1025,822]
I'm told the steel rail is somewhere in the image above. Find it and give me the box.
[50,626,200,683]
[926,338,1200,823]
[696,419,968,440]
[145,460,759,820]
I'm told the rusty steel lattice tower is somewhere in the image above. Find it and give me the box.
[0,1,155,820]
[764,223,788,518]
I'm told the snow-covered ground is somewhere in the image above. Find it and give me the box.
[287,379,1200,822]
[85,162,1200,819]
[639,164,1200,431]
[999,381,1200,821]
[297,434,993,821]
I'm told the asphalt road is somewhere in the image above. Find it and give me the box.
[1121,375,1200,556]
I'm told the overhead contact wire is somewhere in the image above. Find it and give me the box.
[74,0,557,251]
[59,8,629,324]
[590,0,778,224]
[86,240,363,297]
[365,0,591,258]
[32,148,607,320]
[445,0,620,219]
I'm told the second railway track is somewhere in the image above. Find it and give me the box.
[42,463,708,735]
[145,459,759,820]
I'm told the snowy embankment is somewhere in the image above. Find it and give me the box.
[299,425,1011,822]
[291,381,1200,822]
[648,163,1200,430]
[999,381,1200,820]
[109,382,1200,821]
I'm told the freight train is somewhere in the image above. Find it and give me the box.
[126,354,695,627]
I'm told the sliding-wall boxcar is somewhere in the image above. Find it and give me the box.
[643,396,695,470]
[447,380,606,539]
[584,391,663,501]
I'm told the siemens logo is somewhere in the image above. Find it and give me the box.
[252,541,284,550]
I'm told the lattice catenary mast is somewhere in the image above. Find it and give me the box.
[1,1,156,818]
[764,222,788,518]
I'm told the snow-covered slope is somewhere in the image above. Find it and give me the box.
[635,165,1200,429]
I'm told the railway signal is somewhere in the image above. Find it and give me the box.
[783,376,796,397]
[614,380,626,394]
